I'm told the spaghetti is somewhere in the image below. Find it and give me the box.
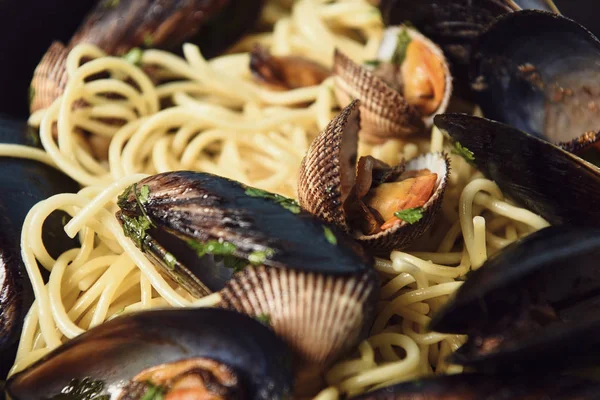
[3,0,550,398]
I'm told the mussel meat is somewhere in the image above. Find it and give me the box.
[470,10,600,155]
[351,372,600,399]
[0,117,79,379]
[6,308,294,399]
[434,113,600,226]
[429,226,600,373]
[299,100,450,253]
[30,0,265,112]
[333,23,452,143]
[116,171,379,374]
[378,0,559,83]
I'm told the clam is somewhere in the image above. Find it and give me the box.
[429,226,600,373]
[333,23,452,143]
[378,0,559,83]
[470,10,600,157]
[351,373,600,399]
[250,45,330,91]
[6,308,294,399]
[116,171,379,373]
[298,100,450,254]
[0,117,80,379]
[30,0,265,112]
[434,113,600,226]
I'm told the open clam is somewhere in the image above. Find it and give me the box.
[6,308,294,399]
[116,171,379,375]
[434,113,600,226]
[333,24,452,143]
[429,226,600,373]
[470,10,600,158]
[298,100,450,254]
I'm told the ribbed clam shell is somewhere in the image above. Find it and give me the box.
[298,100,360,231]
[220,266,379,365]
[30,41,69,113]
[333,50,424,144]
[357,152,450,253]
[377,26,453,127]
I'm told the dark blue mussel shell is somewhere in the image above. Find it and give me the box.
[434,113,600,226]
[6,308,294,400]
[430,226,600,373]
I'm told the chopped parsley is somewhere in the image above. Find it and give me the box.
[122,47,143,66]
[323,226,337,245]
[143,33,154,47]
[363,59,381,68]
[48,377,109,400]
[120,214,152,249]
[103,0,120,9]
[244,187,301,214]
[391,28,412,65]
[451,141,475,165]
[163,252,177,270]
[117,185,133,208]
[138,185,151,205]
[249,248,275,265]
[188,239,237,257]
[256,313,272,327]
[28,84,35,106]
[140,382,165,400]
[394,207,424,224]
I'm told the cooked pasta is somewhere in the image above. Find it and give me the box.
[4,0,549,397]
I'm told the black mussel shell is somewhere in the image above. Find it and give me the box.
[117,171,372,295]
[352,373,600,399]
[471,10,600,146]
[430,226,600,372]
[0,117,79,379]
[0,0,96,117]
[379,0,557,87]
[434,113,600,226]
[6,309,294,400]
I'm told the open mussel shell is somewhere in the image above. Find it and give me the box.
[299,101,450,254]
[6,308,294,399]
[430,226,600,372]
[30,0,265,112]
[470,10,600,148]
[117,171,379,375]
[434,113,600,226]
[351,373,600,399]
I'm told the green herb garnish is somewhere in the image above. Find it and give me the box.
[48,377,109,400]
[140,382,165,400]
[120,214,152,249]
[103,0,120,9]
[391,28,412,65]
[122,47,143,66]
[245,187,301,214]
[249,248,275,265]
[164,252,177,270]
[117,185,133,208]
[187,239,237,257]
[394,207,424,224]
[363,59,381,68]
[138,185,151,205]
[451,141,475,165]
[323,226,337,245]
[143,33,154,47]
[256,313,272,327]
[223,256,248,273]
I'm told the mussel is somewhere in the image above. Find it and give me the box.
[434,113,600,226]
[351,373,600,399]
[429,226,600,373]
[333,25,452,143]
[470,10,600,157]
[30,0,265,112]
[378,0,559,83]
[6,308,294,399]
[299,100,450,254]
[116,171,379,378]
[0,117,79,380]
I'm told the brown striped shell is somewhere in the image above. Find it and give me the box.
[29,42,70,113]
[220,266,378,373]
[298,100,450,254]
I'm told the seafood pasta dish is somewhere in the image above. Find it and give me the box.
[1,0,600,399]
